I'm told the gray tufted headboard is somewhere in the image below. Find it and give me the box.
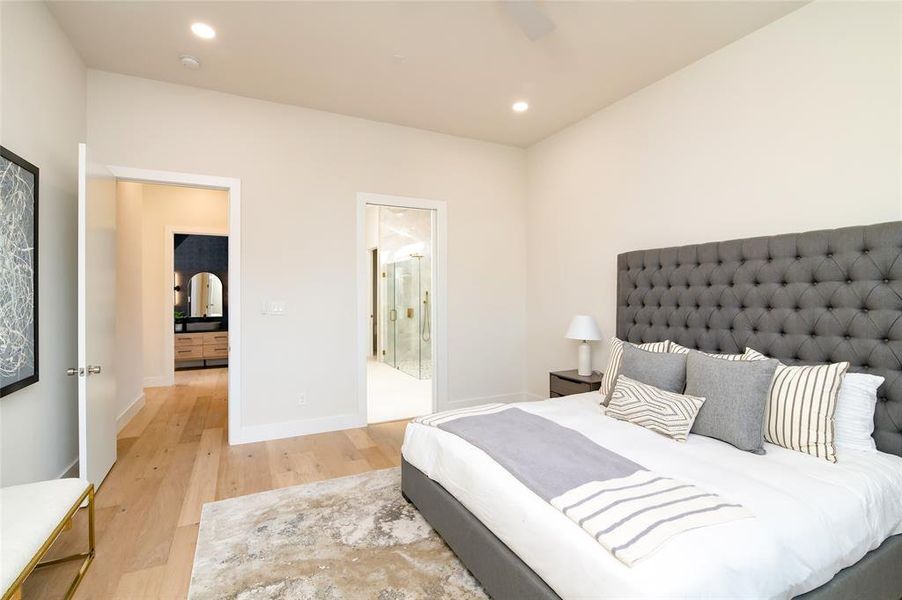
[616,221,902,457]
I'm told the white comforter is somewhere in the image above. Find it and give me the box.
[402,392,902,599]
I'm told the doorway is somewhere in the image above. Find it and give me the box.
[170,230,230,374]
[110,165,243,445]
[357,193,446,424]
[75,152,243,488]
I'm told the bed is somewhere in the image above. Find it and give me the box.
[401,221,902,599]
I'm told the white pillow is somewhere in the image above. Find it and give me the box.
[835,372,884,454]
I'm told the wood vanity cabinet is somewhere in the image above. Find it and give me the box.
[175,331,228,365]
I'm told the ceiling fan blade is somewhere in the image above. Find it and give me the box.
[501,0,556,42]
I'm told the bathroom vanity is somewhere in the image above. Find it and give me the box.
[173,267,228,369]
[175,330,228,367]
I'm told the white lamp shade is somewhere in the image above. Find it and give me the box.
[565,315,603,341]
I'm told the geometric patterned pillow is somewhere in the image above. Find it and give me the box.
[744,348,849,462]
[600,338,670,397]
[606,375,706,442]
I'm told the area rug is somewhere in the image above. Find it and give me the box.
[189,467,488,599]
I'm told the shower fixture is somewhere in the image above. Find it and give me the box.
[409,254,431,342]
[422,290,431,342]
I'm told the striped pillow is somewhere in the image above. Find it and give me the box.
[606,376,705,442]
[744,348,849,462]
[743,348,769,361]
[600,338,670,397]
[669,342,746,360]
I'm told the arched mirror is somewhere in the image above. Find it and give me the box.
[188,272,224,317]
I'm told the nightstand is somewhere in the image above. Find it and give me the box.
[549,369,603,398]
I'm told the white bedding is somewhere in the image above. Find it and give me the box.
[402,392,902,599]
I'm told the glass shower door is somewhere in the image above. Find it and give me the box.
[393,258,420,378]
[380,256,431,379]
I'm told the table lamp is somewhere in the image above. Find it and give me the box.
[565,315,603,376]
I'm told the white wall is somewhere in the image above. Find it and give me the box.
[115,181,145,427]
[0,2,86,485]
[87,71,528,437]
[139,184,228,386]
[525,1,901,397]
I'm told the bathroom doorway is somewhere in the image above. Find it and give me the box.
[171,231,230,372]
[358,194,445,424]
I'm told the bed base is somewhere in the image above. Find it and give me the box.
[401,459,902,600]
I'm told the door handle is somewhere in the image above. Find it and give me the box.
[87,365,102,375]
[66,367,84,377]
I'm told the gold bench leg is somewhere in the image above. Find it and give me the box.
[62,485,95,600]
[3,485,96,600]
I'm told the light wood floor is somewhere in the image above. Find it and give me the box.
[25,368,408,599]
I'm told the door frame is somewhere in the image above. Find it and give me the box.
[109,165,243,445]
[356,192,447,422]
[369,247,378,356]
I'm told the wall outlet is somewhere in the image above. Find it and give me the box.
[297,393,306,406]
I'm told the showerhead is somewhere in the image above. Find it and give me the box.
[409,253,424,259]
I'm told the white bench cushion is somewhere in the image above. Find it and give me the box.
[0,478,90,594]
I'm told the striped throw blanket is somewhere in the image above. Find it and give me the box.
[414,404,752,566]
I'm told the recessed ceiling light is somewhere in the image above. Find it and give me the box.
[180,54,201,70]
[191,22,216,39]
[512,100,529,113]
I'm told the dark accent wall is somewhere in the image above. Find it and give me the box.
[174,234,228,322]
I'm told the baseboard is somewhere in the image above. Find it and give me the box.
[58,457,79,479]
[143,374,174,388]
[117,393,146,432]
[235,412,365,445]
[444,391,527,409]
[233,392,529,446]
[524,392,545,402]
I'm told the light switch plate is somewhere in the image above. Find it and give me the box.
[262,300,287,315]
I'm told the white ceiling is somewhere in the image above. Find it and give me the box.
[49,1,804,147]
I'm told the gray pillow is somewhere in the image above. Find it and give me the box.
[604,343,687,405]
[685,351,778,454]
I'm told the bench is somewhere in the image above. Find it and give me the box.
[1,479,95,600]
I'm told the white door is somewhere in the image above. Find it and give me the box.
[75,143,118,486]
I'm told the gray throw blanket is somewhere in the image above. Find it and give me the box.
[414,404,752,566]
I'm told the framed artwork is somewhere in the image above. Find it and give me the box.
[1,146,39,396]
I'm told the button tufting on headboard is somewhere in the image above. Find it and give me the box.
[616,221,902,458]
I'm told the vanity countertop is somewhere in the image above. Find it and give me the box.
[175,317,228,334]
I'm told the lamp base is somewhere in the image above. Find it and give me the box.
[577,341,592,377]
